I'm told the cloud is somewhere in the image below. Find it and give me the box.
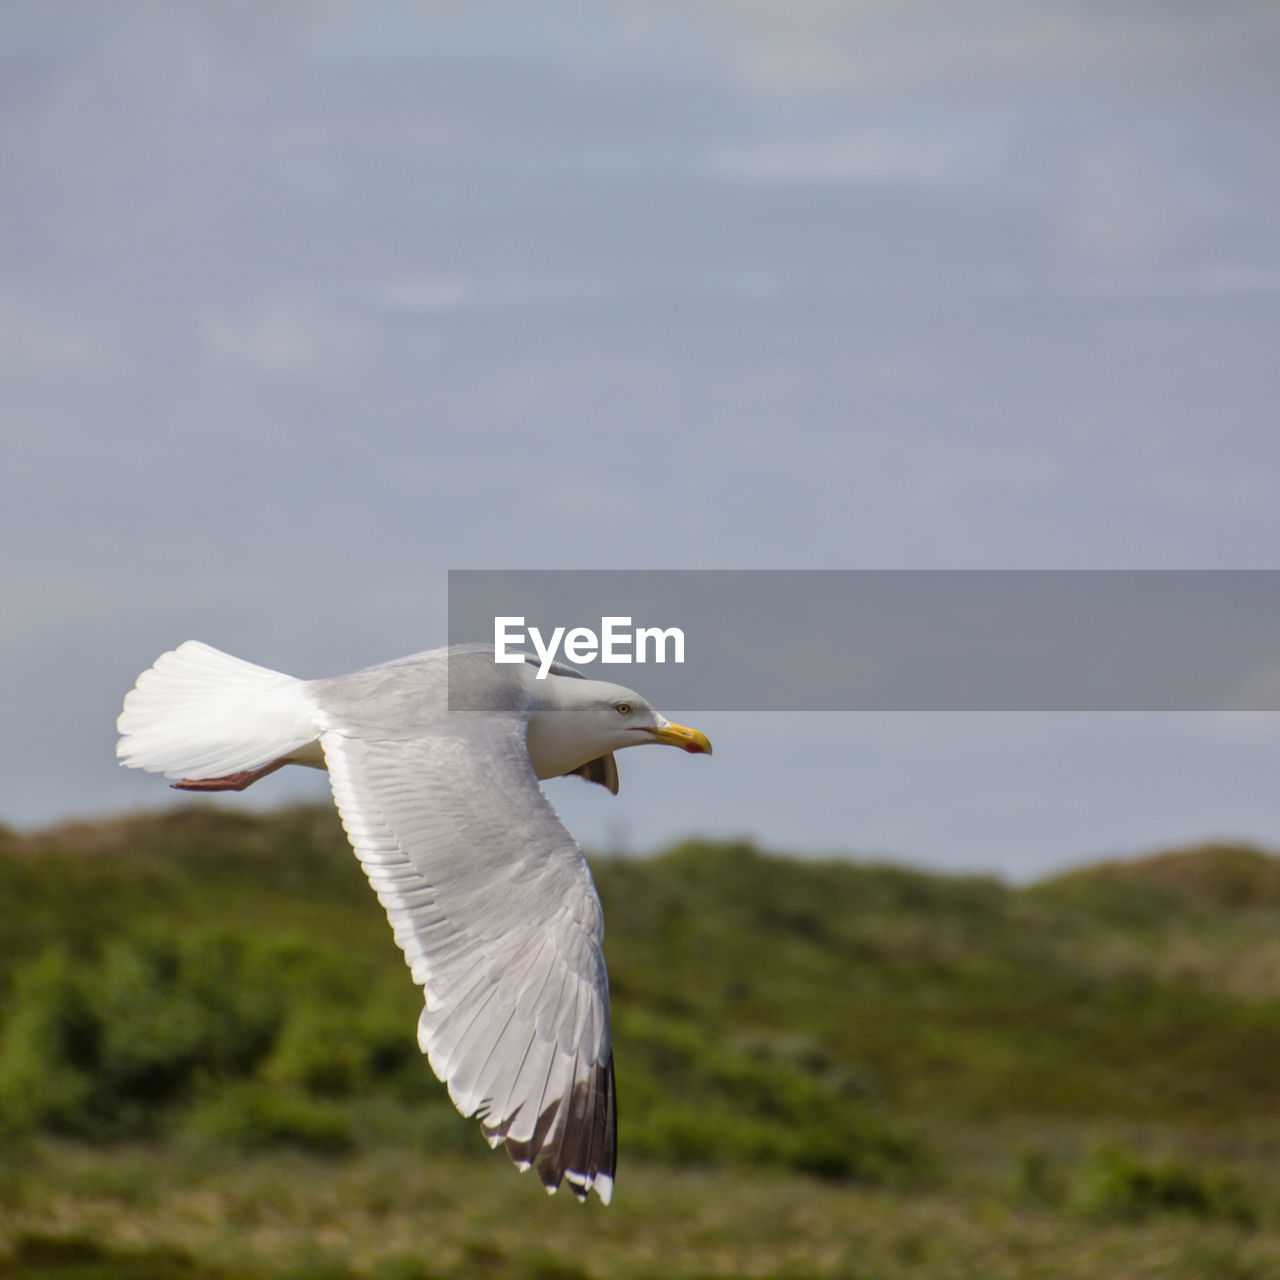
[1060,140,1173,266]
[0,296,110,374]
[706,0,1280,104]
[199,300,370,377]
[708,132,965,188]
[367,274,628,318]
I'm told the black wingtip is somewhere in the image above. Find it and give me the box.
[498,1056,617,1204]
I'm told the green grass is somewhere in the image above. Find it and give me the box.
[4,809,1280,1277]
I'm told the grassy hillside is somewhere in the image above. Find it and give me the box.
[3,809,1280,1278]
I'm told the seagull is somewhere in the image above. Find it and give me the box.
[116,640,711,1203]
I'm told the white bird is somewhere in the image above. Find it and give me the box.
[116,640,711,1203]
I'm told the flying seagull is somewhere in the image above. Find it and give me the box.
[116,640,711,1204]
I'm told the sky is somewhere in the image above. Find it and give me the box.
[4,0,1280,879]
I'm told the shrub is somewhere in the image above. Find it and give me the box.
[260,1000,422,1099]
[615,1009,925,1182]
[261,1007,372,1098]
[0,932,285,1138]
[1077,1143,1257,1226]
[186,1082,353,1155]
[0,948,99,1134]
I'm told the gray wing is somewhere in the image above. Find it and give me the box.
[320,719,616,1202]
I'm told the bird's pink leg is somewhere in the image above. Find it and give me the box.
[171,757,289,792]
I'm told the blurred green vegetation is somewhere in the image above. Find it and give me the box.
[3,808,1280,1278]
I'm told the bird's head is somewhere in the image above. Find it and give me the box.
[584,685,713,756]
[526,674,712,780]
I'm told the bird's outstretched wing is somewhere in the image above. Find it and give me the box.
[320,719,616,1202]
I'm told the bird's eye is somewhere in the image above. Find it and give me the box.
[615,702,632,715]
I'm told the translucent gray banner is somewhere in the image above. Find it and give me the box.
[447,570,1280,711]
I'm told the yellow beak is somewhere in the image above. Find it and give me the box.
[651,719,713,755]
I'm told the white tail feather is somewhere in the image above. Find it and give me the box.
[117,640,319,781]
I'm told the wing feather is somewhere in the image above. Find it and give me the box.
[321,721,615,1202]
